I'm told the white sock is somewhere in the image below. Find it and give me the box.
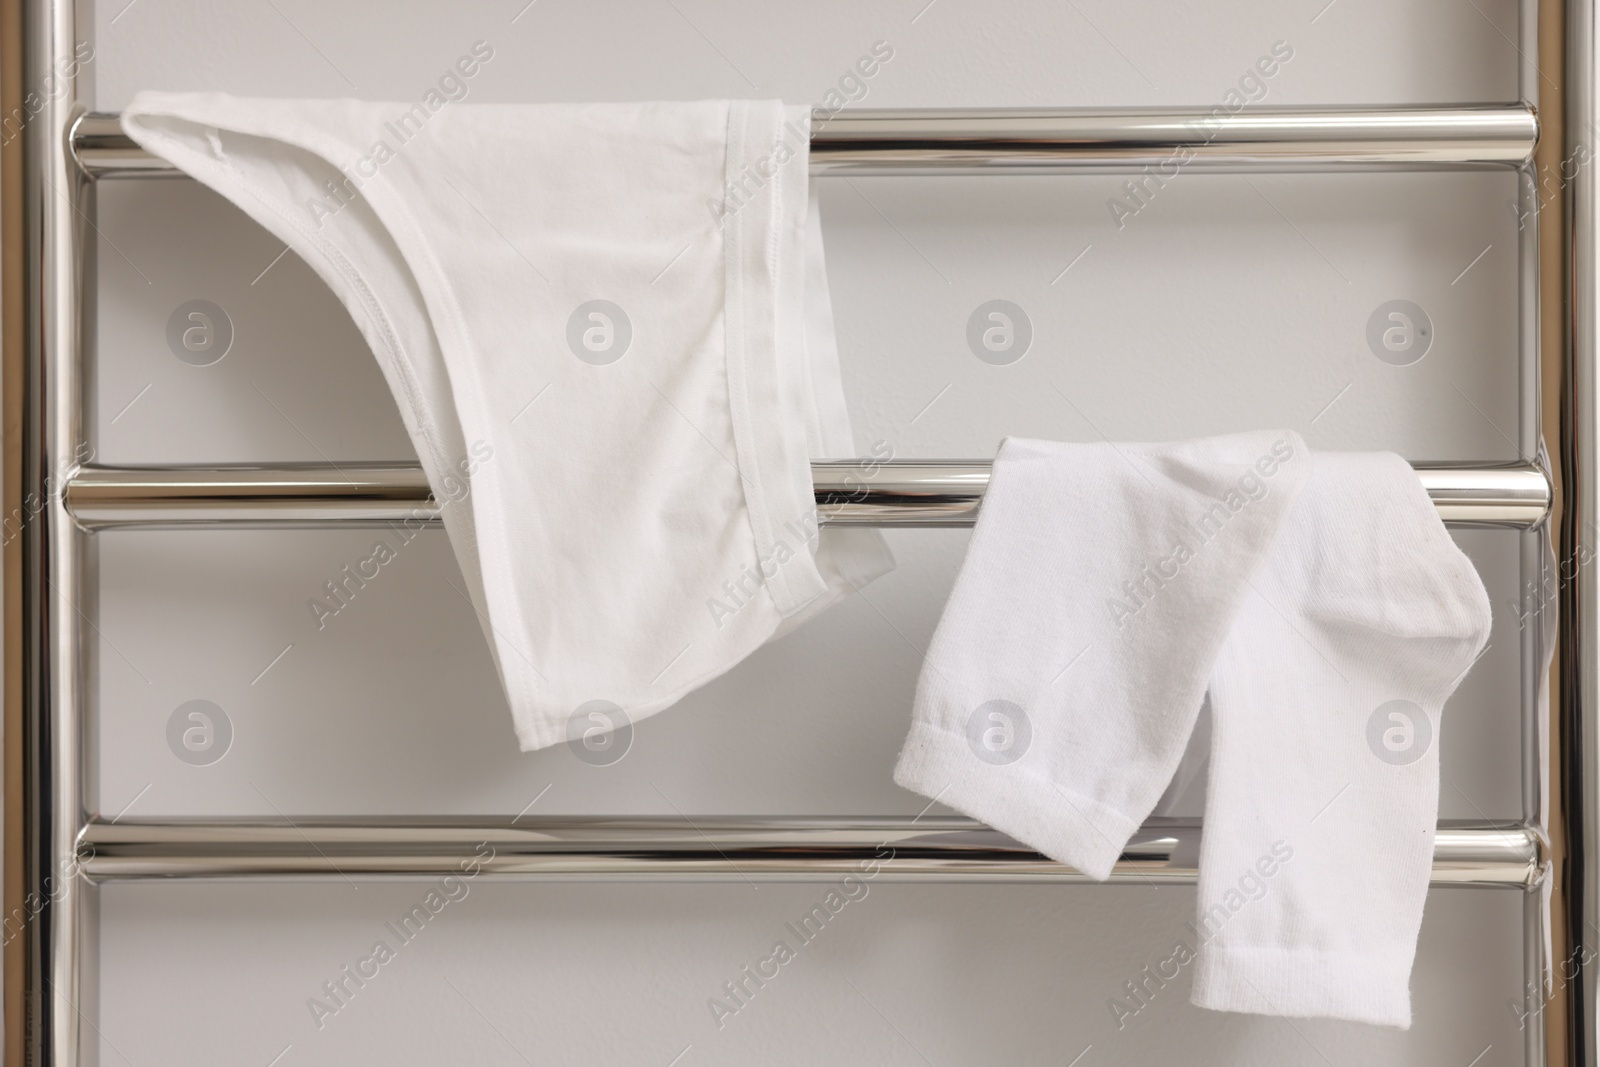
[1190,451,1491,1028]
[894,431,1311,879]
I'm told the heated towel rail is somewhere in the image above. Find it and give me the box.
[7,0,1590,1064]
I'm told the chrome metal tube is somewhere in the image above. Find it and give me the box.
[21,2,92,1065]
[62,461,1553,529]
[1517,3,1551,1061]
[1568,0,1600,1062]
[810,105,1539,174]
[70,105,1539,179]
[67,463,434,527]
[78,818,1541,887]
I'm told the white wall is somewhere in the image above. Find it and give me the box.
[89,1,1533,1063]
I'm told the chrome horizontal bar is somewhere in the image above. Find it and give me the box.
[78,818,1540,886]
[808,105,1538,174]
[72,105,1538,179]
[64,461,1551,530]
[68,464,434,528]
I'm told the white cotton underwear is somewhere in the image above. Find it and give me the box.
[123,91,893,751]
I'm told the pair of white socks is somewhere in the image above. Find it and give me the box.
[894,431,1491,1027]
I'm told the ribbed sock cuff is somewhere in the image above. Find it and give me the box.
[893,719,1140,880]
[1191,943,1414,1029]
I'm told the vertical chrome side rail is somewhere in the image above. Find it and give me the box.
[1523,133,1554,1067]
[2,0,21,1060]
[1519,7,1553,1066]
[1568,0,1599,1062]
[1521,2,1553,1062]
[22,0,90,1064]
